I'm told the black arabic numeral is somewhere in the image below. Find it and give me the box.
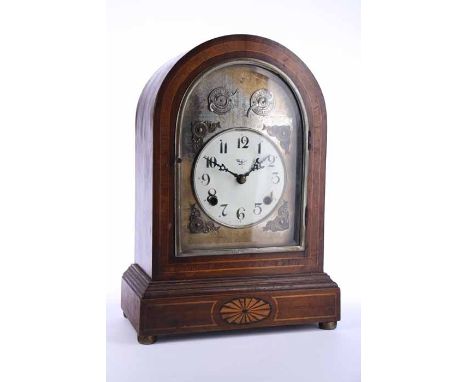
[207,188,218,206]
[206,156,217,168]
[272,172,280,184]
[219,140,227,154]
[237,136,249,149]
[267,155,276,167]
[253,203,263,215]
[236,207,246,221]
[201,173,210,185]
[258,142,262,154]
[220,203,228,216]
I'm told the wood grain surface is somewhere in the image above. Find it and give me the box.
[122,34,339,342]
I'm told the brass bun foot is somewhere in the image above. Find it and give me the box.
[319,321,337,330]
[137,335,157,345]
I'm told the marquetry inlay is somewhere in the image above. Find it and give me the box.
[219,297,271,324]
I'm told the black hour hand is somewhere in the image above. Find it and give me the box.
[203,157,239,178]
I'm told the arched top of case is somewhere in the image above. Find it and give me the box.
[134,34,328,279]
[137,34,326,138]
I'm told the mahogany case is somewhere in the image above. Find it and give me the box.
[121,35,340,343]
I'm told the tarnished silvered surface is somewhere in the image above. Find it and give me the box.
[175,60,307,256]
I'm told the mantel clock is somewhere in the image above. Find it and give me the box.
[121,35,340,344]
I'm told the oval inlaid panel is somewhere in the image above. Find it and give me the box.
[219,297,271,324]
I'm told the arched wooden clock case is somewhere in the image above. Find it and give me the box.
[121,35,340,344]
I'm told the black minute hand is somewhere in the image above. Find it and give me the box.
[244,156,270,177]
[203,157,239,178]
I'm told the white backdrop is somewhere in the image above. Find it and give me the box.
[2,1,467,381]
[107,1,360,381]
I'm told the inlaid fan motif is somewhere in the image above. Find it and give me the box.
[219,297,271,324]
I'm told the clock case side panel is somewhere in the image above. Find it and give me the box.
[137,35,329,281]
[134,56,183,277]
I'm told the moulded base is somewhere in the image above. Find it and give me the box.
[121,264,340,344]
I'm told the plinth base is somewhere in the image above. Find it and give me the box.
[122,264,340,344]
